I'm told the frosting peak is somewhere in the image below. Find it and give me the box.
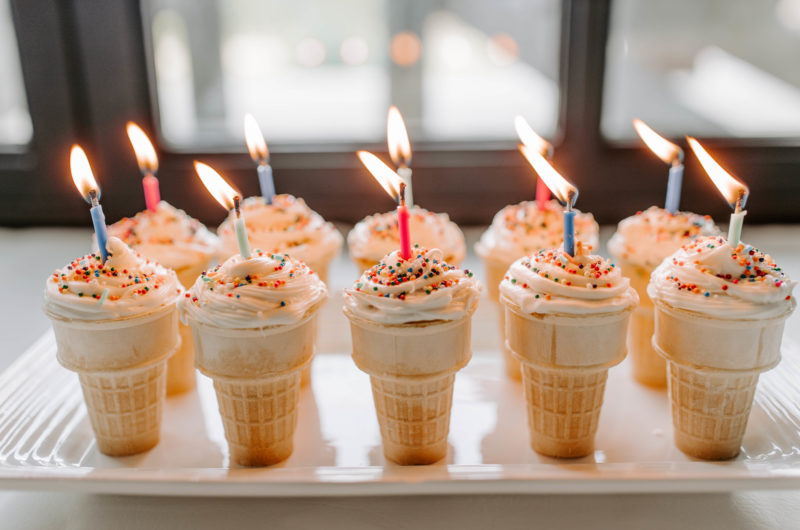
[344,247,480,324]
[500,243,638,315]
[179,249,328,328]
[44,237,182,320]
[647,235,796,319]
[608,206,719,268]
[476,200,599,266]
[217,195,343,269]
[347,207,465,264]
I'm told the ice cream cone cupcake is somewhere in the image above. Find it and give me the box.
[43,237,183,456]
[347,207,465,273]
[180,250,327,466]
[648,235,796,459]
[608,206,718,387]
[217,194,341,386]
[476,200,599,379]
[343,247,481,465]
[108,201,219,395]
[217,195,342,284]
[500,243,638,458]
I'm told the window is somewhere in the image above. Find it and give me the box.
[0,0,32,147]
[1,0,799,227]
[143,0,561,149]
[602,0,800,141]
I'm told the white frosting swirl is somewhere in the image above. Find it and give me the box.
[107,201,218,270]
[608,206,719,268]
[347,207,466,265]
[179,250,327,329]
[500,243,638,315]
[217,195,343,270]
[475,200,599,266]
[44,237,182,321]
[647,235,796,319]
[344,248,481,325]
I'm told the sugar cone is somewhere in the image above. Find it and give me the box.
[502,296,632,458]
[345,309,476,465]
[47,302,180,456]
[613,258,666,387]
[190,308,320,466]
[652,298,794,459]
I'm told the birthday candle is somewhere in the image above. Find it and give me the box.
[387,106,414,208]
[518,144,580,256]
[633,119,684,214]
[194,161,252,259]
[244,114,275,204]
[686,137,749,246]
[70,145,109,262]
[357,150,412,260]
[126,122,161,213]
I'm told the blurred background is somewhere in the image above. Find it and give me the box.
[1,0,799,227]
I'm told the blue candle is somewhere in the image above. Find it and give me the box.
[257,164,275,204]
[563,208,575,256]
[665,163,684,214]
[90,191,109,262]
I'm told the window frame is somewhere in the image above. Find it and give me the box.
[3,0,799,228]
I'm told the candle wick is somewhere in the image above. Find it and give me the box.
[234,196,242,218]
[398,182,407,207]
[88,189,99,207]
[734,193,743,214]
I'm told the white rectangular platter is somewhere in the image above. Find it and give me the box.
[1,292,799,497]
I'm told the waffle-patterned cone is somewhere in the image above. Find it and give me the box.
[370,373,455,465]
[212,369,302,466]
[519,363,608,458]
[78,361,167,456]
[667,362,760,460]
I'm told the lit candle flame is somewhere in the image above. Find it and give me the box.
[633,119,682,165]
[686,137,749,209]
[387,106,411,168]
[194,161,240,211]
[126,122,159,174]
[243,114,269,165]
[514,115,551,156]
[357,150,404,203]
[518,144,578,207]
[70,145,100,201]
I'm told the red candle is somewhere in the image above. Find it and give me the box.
[127,122,161,213]
[142,174,161,212]
[515,115,553,211]
[357,150,413,260]
[535,178,551,209]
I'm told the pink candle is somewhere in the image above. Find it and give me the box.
[142,173,161,212]
[397,202,412,260]
[535,178,551,210]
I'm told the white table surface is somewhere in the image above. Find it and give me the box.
[1,224,799,530]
